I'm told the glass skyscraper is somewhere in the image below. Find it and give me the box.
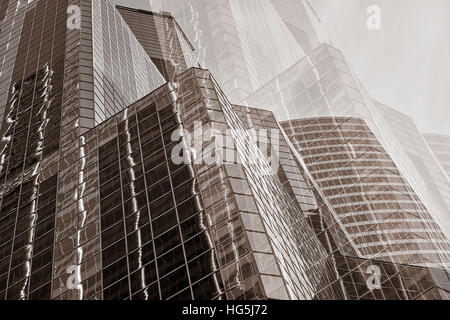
[128,2,450,247]
[282,117,450,269]
[244,43,450,243]
[0,0,334,299]
[374,101,450,239]
[116,6,199,82]
[148,0,327,104]
[233,105,450,300]
[0,0,166,299]
[0,0,449,301]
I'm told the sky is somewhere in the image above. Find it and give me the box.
[113,0,450,136]
[312,0,450,136]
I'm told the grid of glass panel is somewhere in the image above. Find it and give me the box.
[0,0,70,300]
[149,0,254,103]
[231,105,450,301]
[207,73,341,299]
[52,70,227,300]
[318,254,450,300]
[1,0,450,301]
[90,0,165,127]
[47,67,334,300]
[375,101,450,240]
[116,7,198,82]
[152,0,323,103]
[282,117,450,269]
[244,42,450,258]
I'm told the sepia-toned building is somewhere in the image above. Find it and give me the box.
[0,0,449,301]
[282,117,450,269]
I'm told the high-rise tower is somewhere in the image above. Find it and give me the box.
[148,3,450,244]
[282,117,450,269]
[0,0,338,300]
[149,0,326,103]
[0,0,165,299]
[374,102,450,235]
[116,6,199,82]
[0,0,449,301]
[245,43,450,243]
[233,104,450,300]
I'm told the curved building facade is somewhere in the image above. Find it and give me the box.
[282,117,450,269]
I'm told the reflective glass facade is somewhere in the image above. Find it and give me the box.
[243,43,371,122]
[232,105,450,300]
[374,102,450,238]
[282,117,450,269]
[0,0,162,300]
[0,0,70,300]
[319,254,450,300]
[0,0,449,301]
[89,0,165,126]
[232,105,358,256]
[116,6,199,82]
[52,69,228,300]
[154,0,253,103]
[149,0,324,103]
[0,64,362,300]
[245,43,450,243]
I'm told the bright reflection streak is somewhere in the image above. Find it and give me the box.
[19,64,52,299]
[0,83,19,178]
[123,108,148,299]
[75,132,86,299]
[169,79,222,297]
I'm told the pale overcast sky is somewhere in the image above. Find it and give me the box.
[312,0,450,136]
[113,0,450,136]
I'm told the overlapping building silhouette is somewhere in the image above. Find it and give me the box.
[0,0,448,300]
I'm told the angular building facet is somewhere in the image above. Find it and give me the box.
[232,105,450,300]
[145,0,450,300]
[245,43,450,242]
[149,0,326,103]
[0,0,167,300]
[282,117,450,269]
[116,6,199,82]
[139,2,450,250]
[374,102,450,236]
[0,0,347,297]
